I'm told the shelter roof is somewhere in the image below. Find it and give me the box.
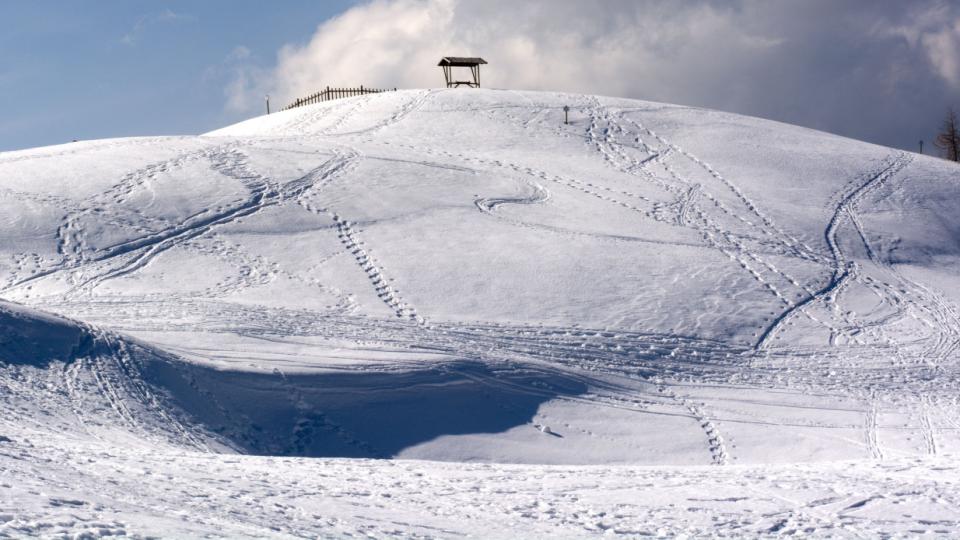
[437,57,488,67]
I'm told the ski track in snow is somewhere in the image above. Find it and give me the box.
[571,102,847,351]
[2,89,960,537]
[755,153,912,349]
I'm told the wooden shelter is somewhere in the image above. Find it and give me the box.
[438,57,487,88]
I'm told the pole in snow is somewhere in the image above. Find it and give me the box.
[919,139,924,154]
[266,95,271,115]
[563,105,570,125]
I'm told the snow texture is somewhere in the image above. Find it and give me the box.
[1,89,960,537]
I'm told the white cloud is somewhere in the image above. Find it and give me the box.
[268,0,457,101]
[121,9,195,46]
[210,46,270,113]
[227,45,252,62]
[882,2,960,87]
[921,20,960,87]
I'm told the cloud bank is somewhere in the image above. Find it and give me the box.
[229,0,960,151]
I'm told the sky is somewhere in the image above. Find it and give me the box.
[1,0,958,153]
[0,1,354,151]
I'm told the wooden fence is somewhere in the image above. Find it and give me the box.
[281,86,397,111]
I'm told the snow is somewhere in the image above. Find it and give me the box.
[1,88,959,537]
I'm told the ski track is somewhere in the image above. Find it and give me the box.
[574,103,846,347]
[4,145,364,300]
[755,153,912,350]
[474,177,551,214]
[338,89,437,137]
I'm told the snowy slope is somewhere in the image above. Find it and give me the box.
[2,89,960,537]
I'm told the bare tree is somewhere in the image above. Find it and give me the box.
[934,107,960,162]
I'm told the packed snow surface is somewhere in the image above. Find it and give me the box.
[2,89,960,537]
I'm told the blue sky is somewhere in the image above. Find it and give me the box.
[0,1,355,151]
[2,1,958,153]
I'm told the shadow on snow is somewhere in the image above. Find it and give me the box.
[146,357,587,459]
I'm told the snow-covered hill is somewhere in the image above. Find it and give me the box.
[2,89,959,537]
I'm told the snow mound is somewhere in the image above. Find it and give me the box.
[1,88,959,471]
[5,87,960,537]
